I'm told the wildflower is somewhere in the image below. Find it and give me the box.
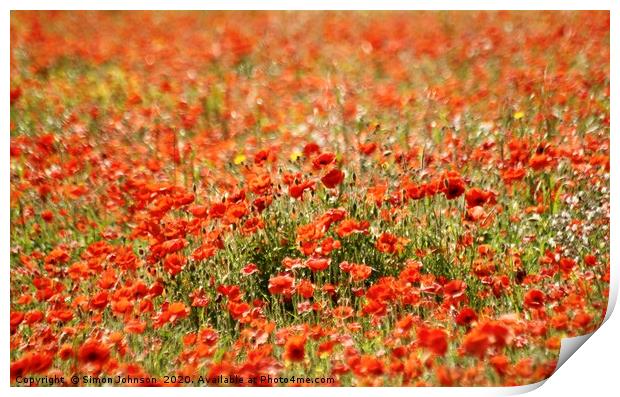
[233,153,246,164]
[455,307,478,326]
[77,340,110,373]
[376,232,409,255]
[268,274,295,295]
[417,327,448,356]
[297,279,315,298]
[312,152,336,169]
[441,171,466,199]
[464,188,496,208]
[284,335,306,362]
[321,168,344,189]
[164,253,187,276]
[305,257,330,272]
[524,289,545,309]
[335,219,370,238]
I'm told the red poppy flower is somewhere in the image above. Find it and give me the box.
[489,355,511,376]
[77,339,110,371]
[461,329,491,358]
[90,291,109,310]
[268,274,295,295]
[168,301,189,320]
[584,254,597,266]
[376,232,409,254]
[10,356,30,381]
[303,142,320,156]
[333,305,354,319]
[164,253,187,276]
[321,168,344,188]
[241,263,259,275]
[443,279,467,300]
[10,311,24,329]
[284,335,306,362]
[349,263,373,282]
[296,279,315,298]
[359,142,377,155]
[455,307,478,326]
[559,257,576,275]
[289,180,315,199]
[10,87,22,104]
[442,172,466,199]
[335,219,370,238]
[227,301,251,320]
[524,289,545,309]
[502,167,527,183]
[28,352,54,374]
[417,327,448,356]
[305,257,330,272]
[464,188,496,208]
[40,210,54,222]
[312,152,336,169]
[59,344,74,360]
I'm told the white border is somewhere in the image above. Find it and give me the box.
[3,2,616,396]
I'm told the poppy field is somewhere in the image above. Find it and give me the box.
[9,11,610,387]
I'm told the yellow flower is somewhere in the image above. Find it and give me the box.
[233,154,246,165]
[290,150,302,162]
[513,111,525,120]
